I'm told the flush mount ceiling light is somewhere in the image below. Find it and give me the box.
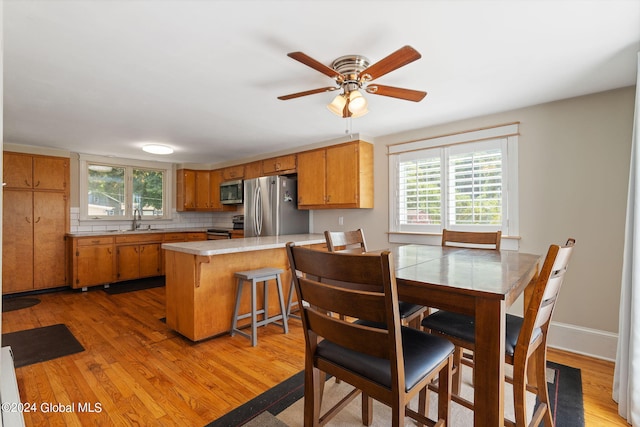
[142,144,174,155]
[278,46,427,119]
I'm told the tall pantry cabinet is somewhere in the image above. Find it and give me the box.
[2,152,70,294]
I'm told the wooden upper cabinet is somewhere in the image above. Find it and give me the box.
[176,169,196,211]
[195,171,210,209]
[297,141,373,209]
[244,161,262,179]
[262,154,296,175]
[3,152,68,191]
[222,165,245,181]
[297,149,326,207]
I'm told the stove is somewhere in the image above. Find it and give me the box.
[206,229,231,240]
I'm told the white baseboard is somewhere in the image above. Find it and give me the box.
[547,321,618,361]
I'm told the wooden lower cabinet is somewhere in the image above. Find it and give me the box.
[69,231,207,289]
[72,237,115,289]
[117,243,161,281]
[3,190,68,294]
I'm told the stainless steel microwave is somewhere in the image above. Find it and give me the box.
[220,179,243,204]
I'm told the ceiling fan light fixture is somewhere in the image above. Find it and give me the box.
[142,144,174,155]
[327,94,347,116]
[347,90,368,114]
[350,106,369,118]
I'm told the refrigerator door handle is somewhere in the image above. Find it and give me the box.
[254,185,262,236]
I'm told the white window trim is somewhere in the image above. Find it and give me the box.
[79,154,174,221]
[388,123,519,249]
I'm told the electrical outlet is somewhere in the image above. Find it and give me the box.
[338,216,344,226]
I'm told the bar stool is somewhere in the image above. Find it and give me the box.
[230,267,289,346]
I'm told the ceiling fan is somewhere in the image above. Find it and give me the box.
[277,45,427,118]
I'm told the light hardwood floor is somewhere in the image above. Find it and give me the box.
[1,286,629,426]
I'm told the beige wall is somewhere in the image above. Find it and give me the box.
[312,86,636,335]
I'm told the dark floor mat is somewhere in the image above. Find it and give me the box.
[103,276,165,294]
[2,297,41,312]
[2,324,85,368]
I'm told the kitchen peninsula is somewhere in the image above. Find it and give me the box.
[162,234,325,341]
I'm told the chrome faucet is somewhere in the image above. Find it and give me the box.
[132,208,142,230]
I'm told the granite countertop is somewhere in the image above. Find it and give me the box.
[161,233,326,256]
[66,227,210,237]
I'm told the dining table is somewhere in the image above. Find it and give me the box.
[389,244,541,427]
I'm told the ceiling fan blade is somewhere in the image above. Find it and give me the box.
[359,45,422,82]
[287,52,345,81]
[366,84,427,102]
[277,86,339,100]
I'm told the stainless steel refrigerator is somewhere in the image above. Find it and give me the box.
[244,176,309,237]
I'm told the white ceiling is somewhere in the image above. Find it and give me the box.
[4,0,640,165]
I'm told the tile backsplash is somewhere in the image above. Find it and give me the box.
[70,207,241,233]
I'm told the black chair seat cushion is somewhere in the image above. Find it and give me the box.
[421,310,541,356]
[315,323,454,392]
[398,301,425,319]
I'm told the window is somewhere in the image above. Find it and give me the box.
[80,155,173,220]
[389,123,518,237]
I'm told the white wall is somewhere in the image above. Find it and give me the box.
[312,87,636,359]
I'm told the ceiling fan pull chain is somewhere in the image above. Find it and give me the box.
[345,117,352,135]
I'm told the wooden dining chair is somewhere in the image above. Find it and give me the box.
[286,242,454,427]
[441,229,502,250]
[422,238,576,427]
[324,229,428,328]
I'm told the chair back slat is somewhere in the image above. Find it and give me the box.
[298,275,388,323]
[325,229,368,253]
[290,243,385,285]
[441,229,502,250]
[519,239,575,350]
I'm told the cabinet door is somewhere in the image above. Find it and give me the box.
[33,192,68,289]
[262,155,296,175]
[117,245,140,281]
[244,161,262,179]
[297,149,326,207]
[209,170,224,210]
[195,171,210,209]
[33,156,69,191]
[326,143,359,205]
[177,170,196,210]
[3,152,33,189]
[222,165,244,180]
[76,245,114,287]
[2,190,34,293]
[139,243,161,277]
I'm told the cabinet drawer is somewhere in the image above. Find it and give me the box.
[222,165,245,180]
[164,233,187,242]
[115,234,161,244]
[77,237,114,246]
[262,154,296,174]
[186,232,206,241]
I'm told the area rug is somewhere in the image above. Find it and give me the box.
[207,362,583,427]
[103,276,165,294]
[2,297,41,312]
[1,324,85,368]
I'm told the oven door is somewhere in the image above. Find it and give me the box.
[207,231,231,240]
